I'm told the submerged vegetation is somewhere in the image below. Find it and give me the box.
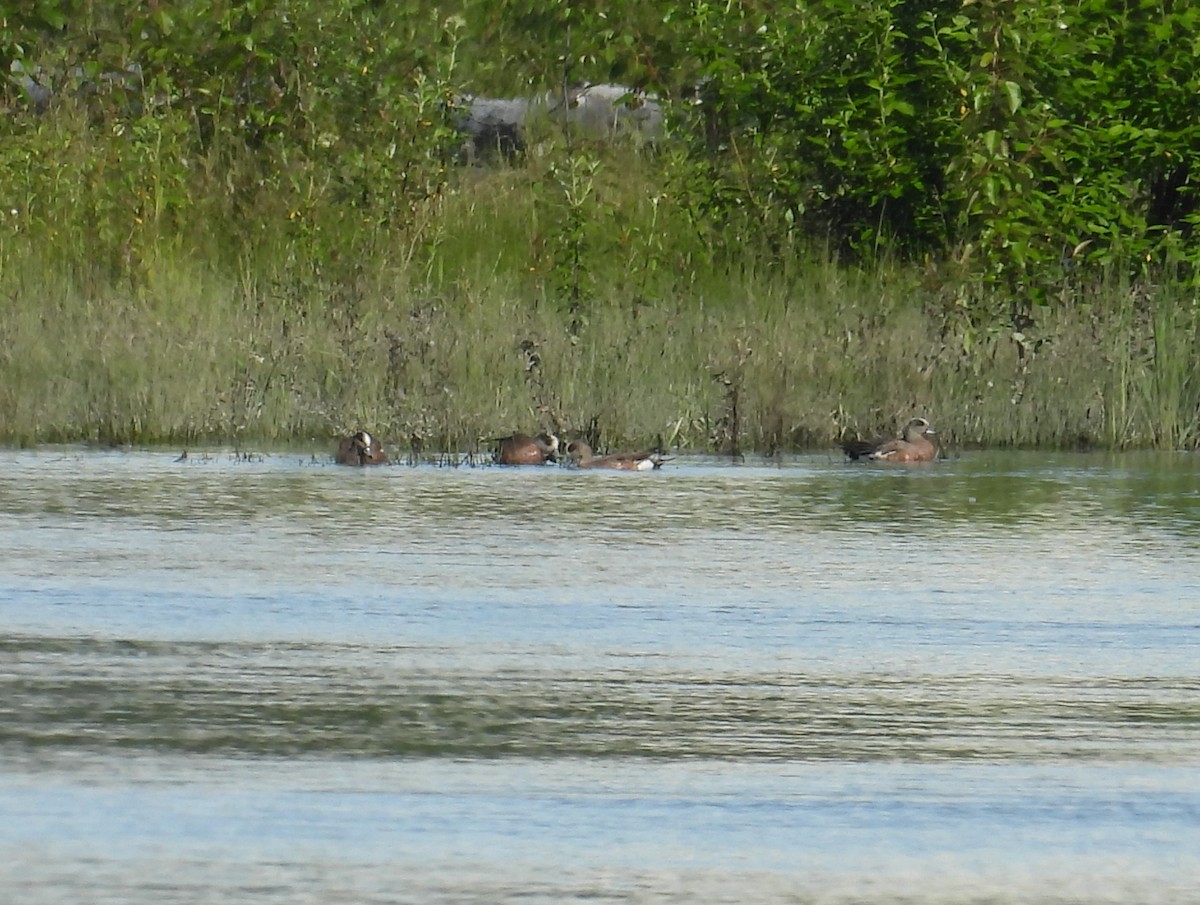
[2,1,1199,452]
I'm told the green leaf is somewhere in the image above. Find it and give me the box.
[1003,80,1021,114]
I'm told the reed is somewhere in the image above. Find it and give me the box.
[2,129,1198,453]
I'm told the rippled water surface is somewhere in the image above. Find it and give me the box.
[2,446,1199,904]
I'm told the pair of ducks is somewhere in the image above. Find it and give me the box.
[336,418,938,468]
[335,430,668,470]
[496,432,669,470]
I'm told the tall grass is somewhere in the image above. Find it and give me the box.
[2,119,1198,452]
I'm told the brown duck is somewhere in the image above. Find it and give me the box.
[565,439,669,471]
[335,430,389,466]
[494,432,560,465]
[842,418,938,463]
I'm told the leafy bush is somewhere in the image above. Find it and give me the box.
[670,0,1200,285]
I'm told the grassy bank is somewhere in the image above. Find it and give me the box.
[5,3,1200,454]
[2,138,1198,455]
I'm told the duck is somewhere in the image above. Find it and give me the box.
[335,430,389,466]
[565,439,668,471]
[495,431,560,465]
[841,418,938,463]
[493,431,559,465]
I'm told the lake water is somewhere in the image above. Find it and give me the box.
[2,446,1199,904]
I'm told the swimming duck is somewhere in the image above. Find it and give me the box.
[565,439,668,471]
[335,430,389,466]
[841,418,938,463]
[494,432,560,465]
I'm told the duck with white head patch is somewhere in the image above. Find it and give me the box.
[493,432,560,465]
[335,430,389,466]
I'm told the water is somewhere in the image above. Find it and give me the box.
[2,446,1199,904]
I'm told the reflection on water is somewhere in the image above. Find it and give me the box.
[2,447,1199,903]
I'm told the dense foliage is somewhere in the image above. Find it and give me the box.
[676,0,1200,282]
[4,0,1198,282]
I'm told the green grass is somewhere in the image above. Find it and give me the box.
[2,128,1199,453]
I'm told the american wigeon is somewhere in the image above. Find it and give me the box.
[494,432,559,465]
[841,418,938,463]
[335,430,389,466]
[565,439,668,471]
